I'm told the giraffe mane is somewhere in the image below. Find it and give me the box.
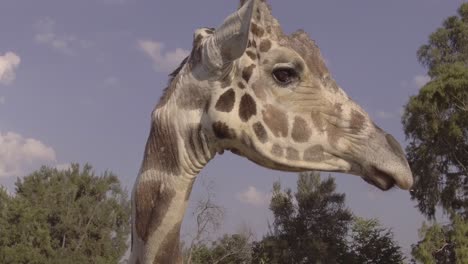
[156,56,189,109]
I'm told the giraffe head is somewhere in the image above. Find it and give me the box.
[167,0,412,190]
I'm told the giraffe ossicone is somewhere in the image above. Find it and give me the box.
[130,0,413,263]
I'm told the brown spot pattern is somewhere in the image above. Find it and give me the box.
[252,82,266,100]
[259,39,272,52]
[242,64,256,83]
[135,180,176,243]
[215,89,236,112]
[286,147,300,160]
[271,144,283,157]
[220,77,232,88]
[246,50,257,60]
[212,121,236,139]
[153,223,182,264]
[304,145,326,162]
[291,116,312,142]
[252,40,257,48]
[251,22,264,37]
[239,94,257,122]
[350,109,366,134]
[142,119,180,174]
[262,104,288,137]
[253,122,268,143]
[311,110,324,132]
[327,103,343,144]
[176,84,208,110]
[238,82,246,89]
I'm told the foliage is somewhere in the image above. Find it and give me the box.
[417,3,468,77]
[403,2,468,219]
[0,164,130,264]
[406,4,468,263]
[251,172,352,264]
[251,172,405,264]
[347,217,405,264]
[412,215,468,264]
[189,233,252,264]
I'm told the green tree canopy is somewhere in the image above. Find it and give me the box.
[404,3,468,263]
[348,218,405,264]
[251,172,352,264]
[251,172,404,264]
[417,3,468,77]
[403,3,468,219]
[412,215,468,264]
[0,164,130,264]
[189,233,252,264]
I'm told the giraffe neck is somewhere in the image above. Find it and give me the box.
[130,105,214,264]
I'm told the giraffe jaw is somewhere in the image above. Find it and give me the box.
[355,132,414,191]
[362,167,413,191]
[362,169,397,191]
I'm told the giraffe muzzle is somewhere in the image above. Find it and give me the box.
[360,131,413,190]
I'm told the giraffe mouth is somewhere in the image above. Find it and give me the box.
[363,168,397,191]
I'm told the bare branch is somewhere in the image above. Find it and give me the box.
[186,178,225,264]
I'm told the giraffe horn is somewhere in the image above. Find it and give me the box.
[202,0,255,74]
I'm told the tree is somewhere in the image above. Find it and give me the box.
[412,215,468,264]
[251,172,405,264]
[403,3,468,263]
[0,164,130,264]
[185,179,225,264]
[417,3,468,77]
[190,231,253,264]
[347,218,405,264]
[403,3,468,219]
[252,172,353,264]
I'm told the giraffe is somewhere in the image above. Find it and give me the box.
[129,0,413,263]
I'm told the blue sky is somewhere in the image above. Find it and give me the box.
[0,0,463,256]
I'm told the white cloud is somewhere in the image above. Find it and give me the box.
[34,17,91,55]
[413,74,430,89]
[0,132,56,178]
[237,186,271,207]
[138,40,190,73]
[0,52,21,85]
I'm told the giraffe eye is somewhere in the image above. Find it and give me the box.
[272,67,298,85]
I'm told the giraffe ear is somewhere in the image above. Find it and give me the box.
[202,0,255,75]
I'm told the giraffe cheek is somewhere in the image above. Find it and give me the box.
[214,89,236,113]
[252,122,268,143]
[239,94,257,122]
[252,81,267,101]
[262,104,289,138]
[291,116,312,143]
